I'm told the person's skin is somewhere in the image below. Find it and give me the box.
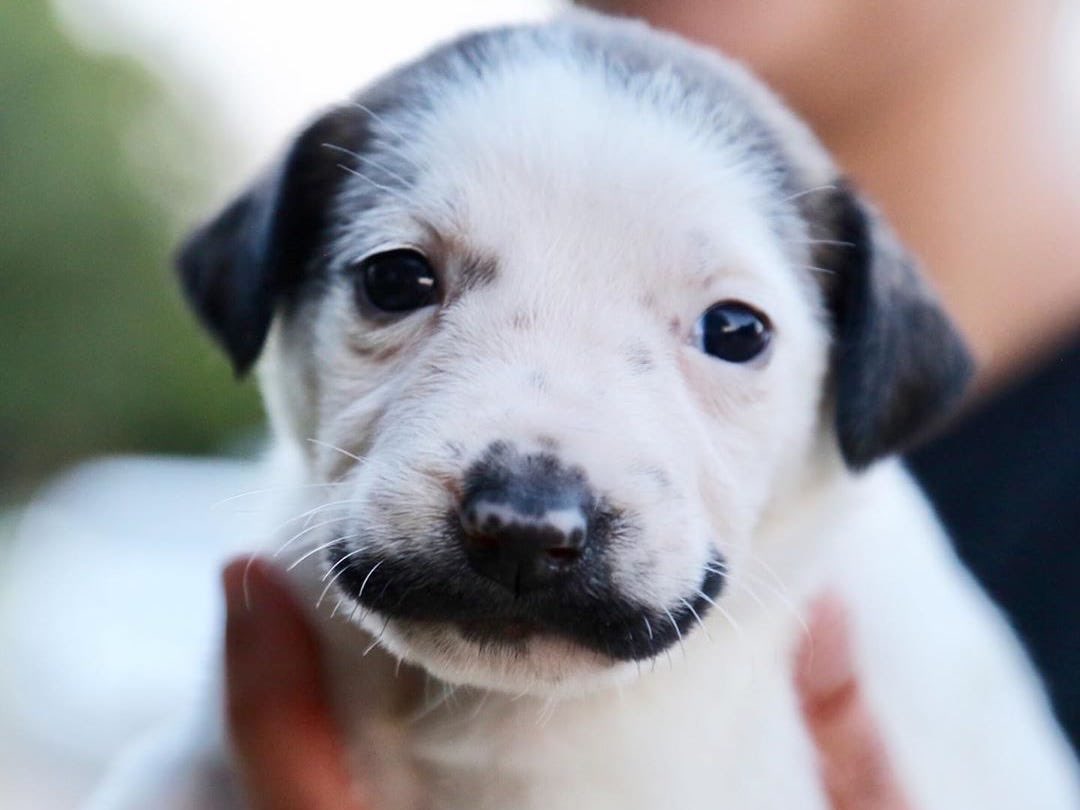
[223,558,371,810]
[223,557,912,809]
[591,0,1080,395]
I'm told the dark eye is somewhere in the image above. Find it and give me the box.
[354,249,439,313]
[694,301,772,363]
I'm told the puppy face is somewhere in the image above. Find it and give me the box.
[179,14,971,694]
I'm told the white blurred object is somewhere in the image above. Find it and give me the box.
[52,0,557,184]
[0,455,268,806]
[1058,0,1080,136]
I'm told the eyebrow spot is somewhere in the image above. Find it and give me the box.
[459,255,498,291]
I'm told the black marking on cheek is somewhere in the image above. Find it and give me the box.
[325,509,728,663]
[622,340,655,374]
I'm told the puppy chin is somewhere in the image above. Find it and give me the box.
[357,612,641,698]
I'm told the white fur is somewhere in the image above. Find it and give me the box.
[90,11,1079,809]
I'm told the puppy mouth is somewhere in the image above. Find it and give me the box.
[326,542,726,662]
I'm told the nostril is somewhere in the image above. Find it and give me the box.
[545,546,580,563]
[458,498,590,591]
[468,531,501,551]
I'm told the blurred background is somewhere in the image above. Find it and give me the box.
[3,1,1079,808]
[0,1,551,806]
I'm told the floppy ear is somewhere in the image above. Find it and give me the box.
[808,182,974,469]
[176,106,366,374]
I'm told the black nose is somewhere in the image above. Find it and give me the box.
[459,451,592,594]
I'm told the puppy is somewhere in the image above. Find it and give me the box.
[90,10,1079,809]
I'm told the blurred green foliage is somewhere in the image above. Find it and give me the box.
[1,1,262,501]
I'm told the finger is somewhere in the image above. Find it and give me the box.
[223,556,368,810]
[796,595,913,810]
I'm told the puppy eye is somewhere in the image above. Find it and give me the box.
[694,301,772,363]
[354,249,439,313]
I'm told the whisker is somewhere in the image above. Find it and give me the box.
[347,595,367,626]
[790,237,855,248]
[694,588,720,610]
[285,533,360,572]
[348,101,425,171]
[680,598,711,641]
[212,481,339,509]
[411,677,454,722]
[358,558,384,598]
[261,499,361,549]
[322,143,413,191]
[662,607,686,659]
[729,578,768,612]
[291,497,363,521]
[241,552,259,612]
[272,515,354,560]
[363,614,391,656]
[334,163,414,205]
[321,543,370,582]
[712,600,745,641]
[315,553,376,610]
[468,689,491,722]
[536,696,559,727]
[739,567,809,639]
[307,437,366,463]
[778,183,837,205]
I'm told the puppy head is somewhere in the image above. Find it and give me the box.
[178,14,971,694]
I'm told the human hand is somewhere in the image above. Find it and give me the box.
[222,556,371,810]
[795,594,915,810]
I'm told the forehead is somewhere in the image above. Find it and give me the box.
[328,18,806,288]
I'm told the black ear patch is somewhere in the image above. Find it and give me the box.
[176,105,368,374]
[808,183,974,469]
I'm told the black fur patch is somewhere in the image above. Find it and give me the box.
[329,539,727,662]
[176,106,371,374]
[325,441,727,661]
[806,183,974,468]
